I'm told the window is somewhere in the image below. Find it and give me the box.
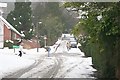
[11,31,16,40]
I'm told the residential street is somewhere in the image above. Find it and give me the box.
[3,40,96,79]
[0,2,119,79]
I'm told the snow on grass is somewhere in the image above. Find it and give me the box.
[0,48,47,79]
[21,48,47,60]
[0,53,35,79]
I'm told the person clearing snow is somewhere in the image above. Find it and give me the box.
[18,45,23,57]
[18,45,26,57]
[66,41,71,51]
[47,47,51,57]
[45,46,51,57]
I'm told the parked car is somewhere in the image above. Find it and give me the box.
[70,41,77,48]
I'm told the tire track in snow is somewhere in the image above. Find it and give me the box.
[4,55,46,78]
[26,64,54,78]
[42,56,62,78]
[18,57,55,78]
[59,60,83,78]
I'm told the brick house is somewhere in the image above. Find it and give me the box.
[0,16,24,48]
[20,38,40,49]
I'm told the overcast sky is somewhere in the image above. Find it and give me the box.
[0,0,119,2]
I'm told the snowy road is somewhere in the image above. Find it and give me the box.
[2,40,97,79]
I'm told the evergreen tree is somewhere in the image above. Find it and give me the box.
[7,2,32,39]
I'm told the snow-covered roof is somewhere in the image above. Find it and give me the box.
[0,16,25,37]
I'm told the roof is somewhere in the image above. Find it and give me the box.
[0,16,25,37]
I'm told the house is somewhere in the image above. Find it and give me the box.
[20,38,40,49]
[0,16,24,48]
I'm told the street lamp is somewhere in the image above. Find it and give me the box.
[36,21,42,52]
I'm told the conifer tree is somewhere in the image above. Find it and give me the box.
[7,1,32,39]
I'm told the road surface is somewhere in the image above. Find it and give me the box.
[4,40,96,79]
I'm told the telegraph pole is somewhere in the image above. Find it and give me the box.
[36,22,42,52]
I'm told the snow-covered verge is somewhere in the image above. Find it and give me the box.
[0,48,47,79]
[0,53,34,79]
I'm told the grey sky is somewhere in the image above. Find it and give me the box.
[0,0,119,2]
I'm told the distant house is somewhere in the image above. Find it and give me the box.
[0,16,24,48]
[20,38,40,49]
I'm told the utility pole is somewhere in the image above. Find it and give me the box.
[36,21,42,52]
[36,22,39,52]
